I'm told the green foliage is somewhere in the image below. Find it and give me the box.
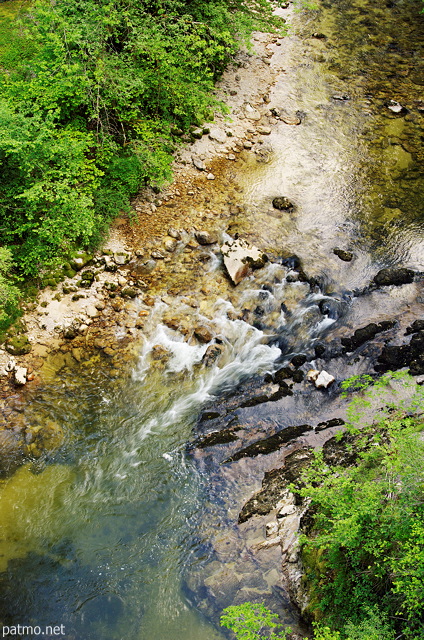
[299,372,424,640]
[0,246,20,329]
[0,0,286,278]
[220,603,291,640]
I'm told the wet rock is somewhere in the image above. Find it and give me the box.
[151,250,165,260]
[63,326,78,339]
[14,367,27,386]
[273,367,294,383]
[331,93,350,101]
[114,252,130,265]
[111,299,124,312]
[221,237,268,285]
[405,319,424,335]
[373,267,415,286]
[78,270,95,288]
[257,126,271,135]
[168,227,181,240]
[137,259,157,275]
[202,343,225,366]
[341,320,396,352]
[71,252,92,271]
[196,427,239,449]
[333,247,353,262]
[192,157,206,171]
[194,326,213,343]
[191,128,203,139]
[311,32,327,39]
[291,354,307,368]
[151,345,171,361]
[0,353,16,377]
[255,143,273,163]
[164,238,177,252]
[195,230,218,245]
[306,369,335,388]
[314,342,326,358]
[386,99,408,115]
[280,114,302,125]
[315,418,345,432]
[225,424,312,463]
[5,335,32,356]
[238,447,313,523]
[272,197,295,211]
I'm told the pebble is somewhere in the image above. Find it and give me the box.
[207,173,215,180]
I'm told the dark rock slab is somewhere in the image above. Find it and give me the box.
[341,320,396,352]
[224,424,312,463]
[333,248,354,262]
[373,267,415,287]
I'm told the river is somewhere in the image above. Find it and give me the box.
[0,0,423,638]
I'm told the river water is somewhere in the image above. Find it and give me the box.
[1,1,423,638]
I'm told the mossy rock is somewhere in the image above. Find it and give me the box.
[121,287,138,298]
[5,334,32,355]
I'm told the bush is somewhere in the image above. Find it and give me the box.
[298,372,424,640]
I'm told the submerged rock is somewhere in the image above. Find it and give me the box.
[333,247,354,262]
[272,196,295,211]
[373,267,415,286]
[195,230,217,245]
[221,237,268,285]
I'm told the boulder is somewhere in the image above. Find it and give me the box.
[272,196,295,211]
[208,127,227,144]
[333,247,353,262]
[14,367,27,386]
[195,230,217,245]
[221,237,268,285]
[202,343,225,366]
[194,326,213,343]
[5,335,32,356]
[373,267,415,286]
[244,104,261,121]
[192,157,206,171]
[306,369,335,388]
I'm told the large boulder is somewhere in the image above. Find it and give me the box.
[221,238,268,285]
[373,267,415,287]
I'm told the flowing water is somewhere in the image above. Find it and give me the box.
[1,0,423,638]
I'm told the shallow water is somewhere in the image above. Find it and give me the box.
[1,0,423,638]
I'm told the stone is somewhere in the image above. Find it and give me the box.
[164,238,177,252]
[243,140,253,149]
[244,104,261,120]
[0,353,16,377]
[280,114,302,125]
[71,252,92,271]
[191,128,203,139]
[194,326,213,343]
[85,304,99,318]
[266,522,279,537]
[221,237,268,285]
[386,99,408,115]
[373,267,415,287]
[111,299,124,312]
[341,321,396,352]
[332,93,350,101]
[168,227,181,240]
[192,157,206,171]
[272,196,295,211]
[306,368,335,388]
[202,343,225,366]
[333,247,354,262]
[14,367,28,386]
[195,230,217,245]
[121,287,138,298]
[208,128,227,144]
[151,250,165,260]
[114,252,130,265]
[257,126,271,135]
[5,335,32,356]
[206,173,215,180]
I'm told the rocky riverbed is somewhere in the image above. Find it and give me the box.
[0,0,423,637]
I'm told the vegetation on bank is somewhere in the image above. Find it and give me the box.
[220,372,424,640]
[0,0,285,327]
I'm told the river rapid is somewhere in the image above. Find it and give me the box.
[0,0,423,638]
